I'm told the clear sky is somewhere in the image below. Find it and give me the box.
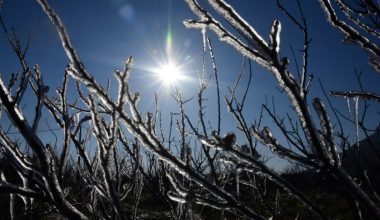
[1,0,379,170]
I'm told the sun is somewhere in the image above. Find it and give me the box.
[149,27,188,87]
[155,62,183,86]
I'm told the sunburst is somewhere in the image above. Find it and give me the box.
[155,62,183,86]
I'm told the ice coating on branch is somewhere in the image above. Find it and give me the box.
[313,98,329,135]
[270,19,281,53]
[330,90,380,103]
[167,191,187,204]
[208,0,268,48]
[0,78,13,103]
[313,97,341,165]
[253,126,275,150]
[184,0,270,69]
[183,19,207,30]
[13,106,26,122]
[319,0,334,21]
[132,92,140,105]
[319,0,380,74]
[261,127,273,142]
[199,136,224,150]
[217,156,236,165]
[145,112,154,133]
[98,95,113,112]
[88,96,110,152]
[370,56,380,73]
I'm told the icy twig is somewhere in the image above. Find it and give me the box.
[330,90,380,103]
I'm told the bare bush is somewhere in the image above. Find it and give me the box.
[0,0,379,219]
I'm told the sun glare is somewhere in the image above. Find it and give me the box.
[150,26,188,87]
[155,63,183,86]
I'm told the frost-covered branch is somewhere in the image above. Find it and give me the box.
[186,0,380,218]
[319,0,380,73]
[330,90,380,102]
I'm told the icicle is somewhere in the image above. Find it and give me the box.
[202,27,207,53]
[353,96,360,149]
[355,200,363,219]
[346,97,351,119]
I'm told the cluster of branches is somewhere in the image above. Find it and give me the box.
[0,0,379,219]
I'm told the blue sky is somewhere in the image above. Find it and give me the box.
[1,0,379,170]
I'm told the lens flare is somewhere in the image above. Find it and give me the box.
[166,26,172,53]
